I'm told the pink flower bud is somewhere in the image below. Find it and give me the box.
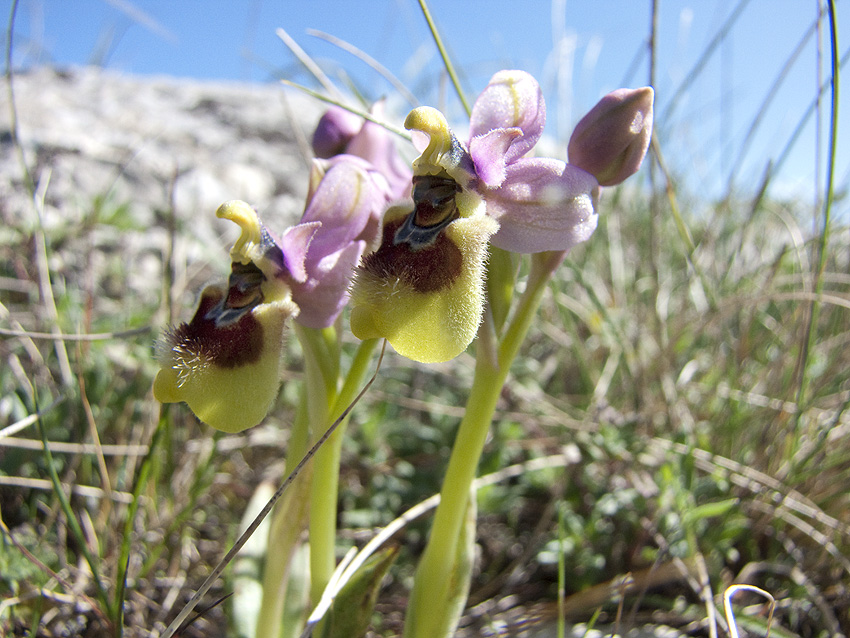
[312,107,363,158]
[568,87,654,187]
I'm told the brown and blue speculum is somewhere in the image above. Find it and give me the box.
[210,260,266,327]
[360,172,465,294]
[171,285,264,371]
[209,225,285,327]
[393,174,462,249]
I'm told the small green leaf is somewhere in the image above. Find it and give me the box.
[319,547,399,638]
[486,246,519,333]
[683,498,740,526]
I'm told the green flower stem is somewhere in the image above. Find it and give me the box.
[295,325,381,609]
[294,324,341,609]
[308,337,379,606]
[297,325,340,405]
[331,338,381,423]
[406,251,563,637]
[498,251,566,365]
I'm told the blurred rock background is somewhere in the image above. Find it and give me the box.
[0,66,323,330]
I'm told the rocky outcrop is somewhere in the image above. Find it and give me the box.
[1,66,319,231]
[0,66,324,325]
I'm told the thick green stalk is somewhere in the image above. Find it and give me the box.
[404,348,503,638]
[405,252,561,637]
[295,325,340,609]
[295,325,381,610]
[308,337,380,607]
[256,323,379,637]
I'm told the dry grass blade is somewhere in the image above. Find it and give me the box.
[725,10,822,194]
[0,326,151,340]
[0,395,66,440]
[0,436,148,455]
[279,78,412,141]
[662,0,754,123]
[306,29,419,107]
[724,584,776,638]
[276,26,342,100]
[0,476,133,504]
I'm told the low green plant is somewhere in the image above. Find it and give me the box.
[1,1,847,637]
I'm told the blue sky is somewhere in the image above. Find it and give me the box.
[7,0,848,216]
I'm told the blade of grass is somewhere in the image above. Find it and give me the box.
[276,26,342,101]
[279,79,412,141]
[416,0,470,116]
[768,44,849,181]
[557,503,566,638]
[725,12,821,195]
[32,195,74,388]
[306,29,419,107]
[36,410,112,623]
[0,326,151,340]
[0,395,66,440]
[113,405,170,638]
[0,437,148,455]
[0,476,132,503]
[6,2,75,391]
[792,0,840,435]
[662,0,754,125]
[4,0,34,194]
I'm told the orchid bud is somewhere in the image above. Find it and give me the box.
[345,101,413,201]
[568,87,654,187]
[312,107,363,159]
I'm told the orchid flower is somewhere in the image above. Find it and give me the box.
[351,70,654,364]
[154,155,389,432]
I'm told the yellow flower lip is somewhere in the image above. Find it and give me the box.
[154,284,297,433]
[349,107,501,363]
[350,201,498,363]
